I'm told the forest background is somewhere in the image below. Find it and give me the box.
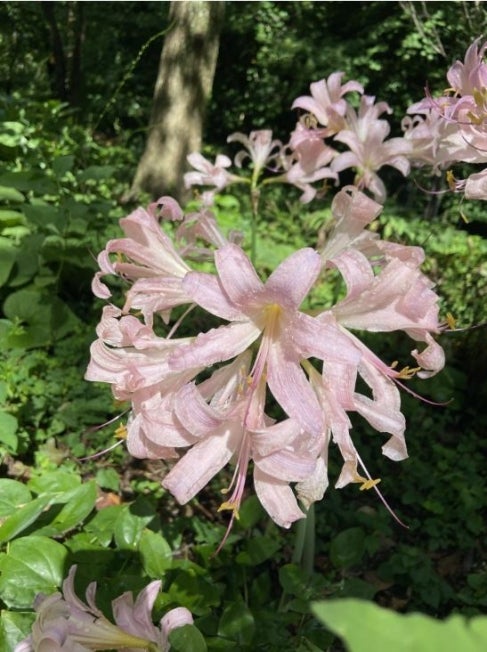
[1,2,487,650]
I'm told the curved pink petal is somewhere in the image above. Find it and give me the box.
[169,321,260,370]
[182,271,243,320]
[215,244,264,308]
[265,247,321,308]
[162,427,239,503]
[253,466,305,528]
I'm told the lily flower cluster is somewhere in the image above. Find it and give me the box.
[15,565,193,652]
[185,71,411,204]
[403,38,487,199]
[86,89,445,537]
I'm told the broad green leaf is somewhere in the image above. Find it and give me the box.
[0,494,53,544]
[0,171,57,195]
[0,238,17,287]
[167,571,222,616]
[0,536,67,608]
[77,165,116,182]
[7,234,43,287]
[312,599,487,652]
[28,470,81,495]
[329,527,365,569]
[0,410,18,451]
[0,209,26,226]
[0,610,35,652]
[0,479,31,517]
[22,203,65,231]
[218,601,255,646]
[52,154,74,178]
[34,481,97,536]
[113,497,156,549]
[139,529,174,577]
[168,624,207,652]
[235,535,281,566]
[84,505,122,547]
[0,185,24,203]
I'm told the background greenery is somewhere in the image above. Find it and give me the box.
[1,2,487,650]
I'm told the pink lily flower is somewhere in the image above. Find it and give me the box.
[332,96,411,202]
[184,152,239,194]
[92,200,192,325]
[330,248,444,378]
[168,242,360,436]
[227,129,283,178]
[162,368,317,530]
[283,123,338,202]
[292,72,364,134]
[15,565,193,652]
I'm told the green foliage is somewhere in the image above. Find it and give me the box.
[313,598,487,651]
[1,5,487,650]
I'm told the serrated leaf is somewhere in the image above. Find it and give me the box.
[0,536,67,609]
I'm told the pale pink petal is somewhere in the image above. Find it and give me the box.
[295,454,329,509]
[169,321,260,370]
[215,244,264,308]
[162,428,239,503]
[182,271,244,320]
[265,248,321,308]
[253,466,305,528]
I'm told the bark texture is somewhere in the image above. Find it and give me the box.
[128,1,224,202]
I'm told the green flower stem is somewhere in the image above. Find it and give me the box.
[292,504,315,577]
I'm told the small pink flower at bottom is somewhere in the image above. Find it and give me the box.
[15,565,193,652]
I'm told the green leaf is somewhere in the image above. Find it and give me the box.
[0,238,17,287]
[0,494,53,544]
[35,481,97,536]
[0,479,32,518]
[22,204,65,231]
[139,529,174,577]
[0,410,18,451]
[77,165,116,182]
[113,497,156,549]
[0,209,26,227]
[312,599,487,652]
[218,601,255,646]
[168,624,207,652]
[84,505,122,547]
[52,155,74,178]
[329,527,365,569]
[0,185,25,203]
[235,535,281,566]
[0,610,35,652]
[167,571,222,616]
[28,470,81,495]
[0,536,67,608]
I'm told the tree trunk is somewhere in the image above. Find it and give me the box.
[127,1,225,202]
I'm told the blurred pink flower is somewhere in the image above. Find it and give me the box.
[184,152,238,194]
[332,96,411,202]
[292,72,364,134]
[227,129,283,178]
